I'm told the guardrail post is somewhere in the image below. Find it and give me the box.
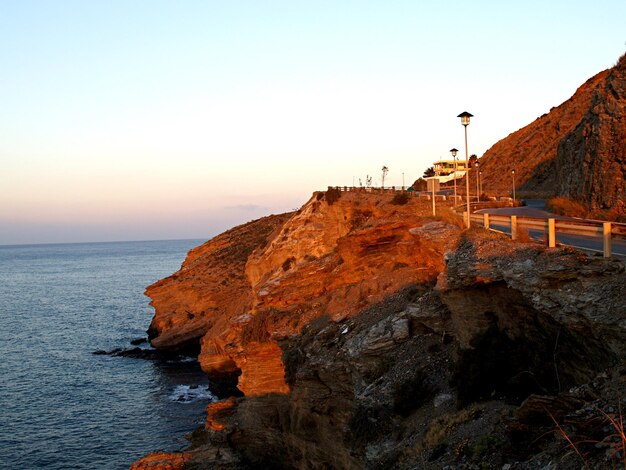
[548,218,556,248]
[463,211,469,227]
[483,213,489,230]
[511,216,518,240]
[603,222,612,258]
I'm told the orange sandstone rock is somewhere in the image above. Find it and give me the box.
[147,191,462,397]
[206,397,237,431]
[129,451,191,470]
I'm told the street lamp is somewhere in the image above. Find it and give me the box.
[450,148,459,206]
[458,111,473,227]
[474,160,480,202]
[479,170,483,197]
[511,169,516,205]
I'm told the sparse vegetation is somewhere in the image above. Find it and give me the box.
[547,196,588,218]
[325,187,342,205]
[393,368,435,416]
[412,178,427,191]
[350,209,373,229]
[547,196,626,223]
[471,433,505,459]
[391,192,409,205]
[422,406,483,449]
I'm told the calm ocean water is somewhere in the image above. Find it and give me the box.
[0,239,215,469]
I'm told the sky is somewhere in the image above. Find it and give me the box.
[1,1,625,245]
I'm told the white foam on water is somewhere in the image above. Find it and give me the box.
[169,384,215,403]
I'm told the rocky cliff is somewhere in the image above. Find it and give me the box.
[479,53,625,216]
[146,190,457,397]
[134,190,626,469]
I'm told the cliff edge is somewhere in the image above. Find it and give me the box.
[146,190,458,397]
[135,190,626,469]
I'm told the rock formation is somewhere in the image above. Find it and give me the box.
[146,190,459,396]
[479,53,625,216]
[137,189,626,469]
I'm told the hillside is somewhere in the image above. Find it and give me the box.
[479,54,625,217]
[132,190,626,469]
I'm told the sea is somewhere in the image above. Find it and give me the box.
[0,239,216,469]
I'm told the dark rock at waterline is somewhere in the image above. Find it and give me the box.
[92,349,112,355]
[91,346,191,361]
[130,337,148,346]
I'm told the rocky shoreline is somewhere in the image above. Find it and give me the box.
[129,190,625,469]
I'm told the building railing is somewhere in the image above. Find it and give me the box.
[328,186,408,193]
[327,186,486,202]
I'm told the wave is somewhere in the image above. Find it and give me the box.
[169,384,215,403]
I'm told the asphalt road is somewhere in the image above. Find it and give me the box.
[474,203,626,258]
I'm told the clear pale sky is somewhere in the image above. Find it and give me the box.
[1,1,624,245]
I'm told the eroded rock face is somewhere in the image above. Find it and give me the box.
[437,230,626,360]
[139,211,626,469]
[146,191,462,396]
[129,451,192,470]
[436,230,626,404]
[479,53,625,215]
[145,212,291,359]
[209,232,626,469]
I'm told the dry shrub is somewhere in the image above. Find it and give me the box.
[325,187,342,205]
[515,226,532,243]
[423,406,483,449]
[548,196,625,222]
[547,197,588,218]
[433,207,465,229]
[391,192,410,205]
[591,206,626,223]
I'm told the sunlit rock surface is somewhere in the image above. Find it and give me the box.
[479,53,625,215]
[140,194,625,468]
[146,191,459,396]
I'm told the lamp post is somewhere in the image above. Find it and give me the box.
[479,170,483,197]
[450,148,458,206]
[511,169,516,205]
[475,160,480,202]
[458,111,473,227]
[431,179,436,216]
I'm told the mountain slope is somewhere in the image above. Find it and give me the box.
[479,54,625,215]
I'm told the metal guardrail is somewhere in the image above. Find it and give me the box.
[468,212,625,258]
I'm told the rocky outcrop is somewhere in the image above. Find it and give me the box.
[160,228,626,470]
[129,451,192,470]
[188,230,626,469]
[139,189,626,469]
[146,191,461,397]
[479,53,625,215]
